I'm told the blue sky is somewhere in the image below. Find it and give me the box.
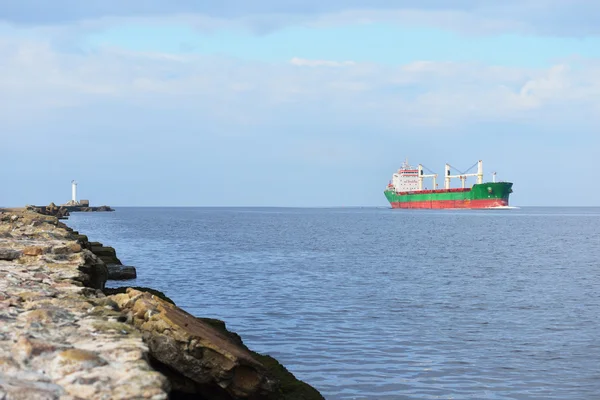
[79,23,600,67]
[1,1,599,206]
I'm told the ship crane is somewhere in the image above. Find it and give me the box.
[444,160,484,189]
[417,164,438,190]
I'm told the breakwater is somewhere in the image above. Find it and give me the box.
[0,208,324,399]
[25,203,115,221]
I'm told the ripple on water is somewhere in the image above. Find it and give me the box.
[69,207,600,400]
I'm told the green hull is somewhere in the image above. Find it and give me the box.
[384,182,513,209]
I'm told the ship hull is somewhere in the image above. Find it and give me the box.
[384,182,513,210]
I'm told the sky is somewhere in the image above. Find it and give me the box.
[1,1,599,207]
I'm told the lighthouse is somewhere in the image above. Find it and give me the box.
[71,180,78,204]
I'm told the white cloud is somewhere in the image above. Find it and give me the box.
[0,38,599,133]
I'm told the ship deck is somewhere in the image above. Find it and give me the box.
[388,188,472,196]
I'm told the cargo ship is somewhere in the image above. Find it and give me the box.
[384,159,513,209]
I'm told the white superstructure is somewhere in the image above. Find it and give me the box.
[388,159,485,192]
[390,159,420,192]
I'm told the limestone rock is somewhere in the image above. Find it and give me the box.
[24,203,71,218]
[90,245,123,266]
[73,234,88,243]
[112,289,274,399]
[99,255,123,265]
[104,286,175,304]
[107,264,137,280]
[1,209,323,400]
[52,245,73,255]
[0,211,170,400]
[112,289,324,400]
[0,248,22,260]
[90,246,116,257]
[68,243,82,253]
[50,348,108,378]
[79,250,108,290]
[22,246,46,256]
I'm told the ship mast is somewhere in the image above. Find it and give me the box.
[401,157,410,170]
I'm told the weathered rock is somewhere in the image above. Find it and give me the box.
[73,234,88,243]
[25,203,71,219]
[50,348,109,377]
[71,205,114,212]
[107,264,137,280]
[99,255,123,265]
[79,250,108,290]
[52,245,73,255]
[112,289,274,399]
[22,246,46,256]
[89,245,123,266]
[0,211,170,399]
[195,320,325,400]
[90,246,116,257]
[68,243,82,253]
[1,209,324,400]
[111,289,324,400]
[104,286,176,304]
[0,248,22,260]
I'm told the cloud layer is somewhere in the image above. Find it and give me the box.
[1,29,599,206]
[2,0,600,36]
[2,38,598,132]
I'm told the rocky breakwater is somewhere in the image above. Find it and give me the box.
[83,238,137,281]
[67,205,115,213]
[0,209,324,400]
[26,203,71,219]
[25,203,115,218]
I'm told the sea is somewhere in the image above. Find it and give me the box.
[66,207,600,400]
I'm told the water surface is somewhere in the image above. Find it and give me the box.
[67,207,600,399]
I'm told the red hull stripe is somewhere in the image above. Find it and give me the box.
[390,198,508,209]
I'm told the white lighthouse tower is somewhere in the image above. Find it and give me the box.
[71,180,78,205]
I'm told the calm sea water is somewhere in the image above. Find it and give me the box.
[66,207,600,400]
